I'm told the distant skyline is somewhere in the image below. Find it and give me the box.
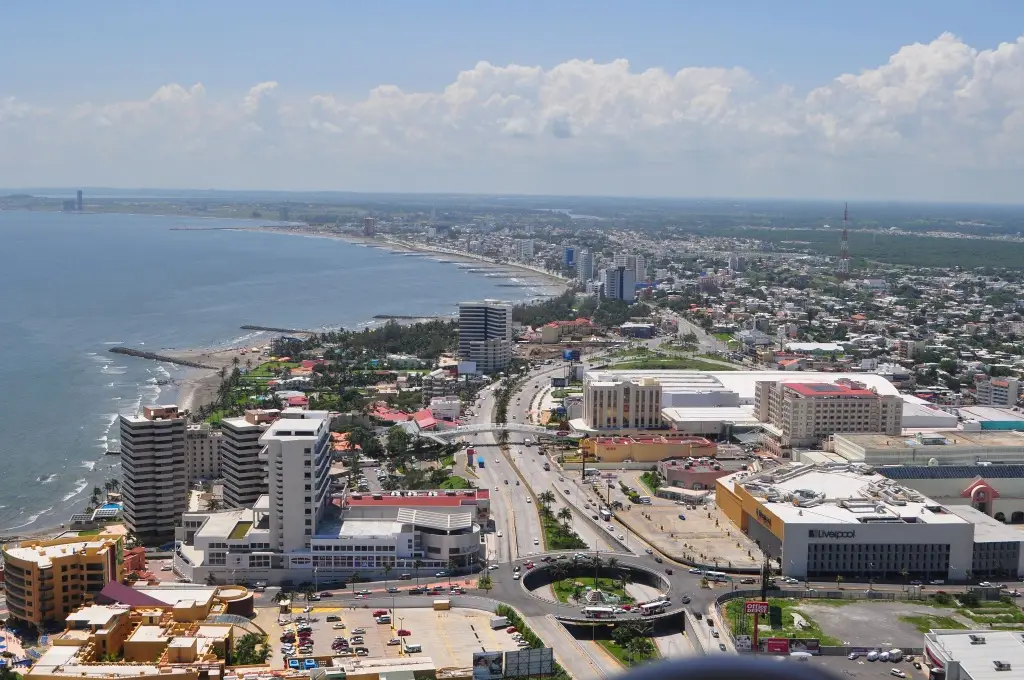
[5,2,1024,201]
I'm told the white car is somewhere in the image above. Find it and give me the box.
[617,534,625,541]
[533,538,539,545]
[160,565,172,571]
[606,525,615,532]
[496,531,503,538]
[526,498,532,503]
[890,670,906,678]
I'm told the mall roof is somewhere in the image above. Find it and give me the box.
[661,406,762,427]
[837,430,1024,451]
[397,508,474,531]
[926,629,1024,680]
[587,370,900,403]
[346,489,488,507]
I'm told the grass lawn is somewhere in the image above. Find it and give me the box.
[724,598,842,645]
[957,599,1024,624]
[551,576,635,604]
[614,357,735,371]
[440,475,470,490]
[439,454,455,468]
[712,333,733,342]
[638,472,661,495]
[900,615,967,633]
[77,528,102,537]
[596,639,659,667]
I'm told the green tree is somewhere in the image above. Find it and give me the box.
[414,559,424,586]
[387,425,411,457]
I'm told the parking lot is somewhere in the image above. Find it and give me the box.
[275,606,524,669]
[797,601,970,649]
[808,653,930,679]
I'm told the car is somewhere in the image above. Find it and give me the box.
[592,514,599,520]
[355,594,365,599]
[541,556,553,563]
[327,615,341,622]
[909,580,922,586]
[488,564,499,570]
[372,610,387,617]
[711,629,720,638]
[558,476,564,482]
[504,480,509,485]
[386,587,399,593]
[332,623,346,629]
[644,548,653,554]
[396,629,411,637]
[408,587,425,594]
[160,565,172,571]
[357,589,371,595]
[678,513,687,520]
[450,587,466,594]
[526,497,531,503]
[848,652,859,660]
[435,571,448,577]
[524,561,535,569]
[689,568,702,575]
[890,670,906,678]
[606,525,615,532]
[979,581,993,587]
[665,568,674,575]
[564,489,570,494]
[740,578,756,584]
[719,643,727,652]
[496,531,503,538]
[912,662,922,670]
[387,638,401,646]
[617,534,625,541]
[320,591,333,597]
[680,595,691,604]
[350,636,364,644]
[513,572,521,580]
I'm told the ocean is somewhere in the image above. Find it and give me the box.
[0,210,548,533]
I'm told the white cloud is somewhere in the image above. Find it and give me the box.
[5,33,1024,200]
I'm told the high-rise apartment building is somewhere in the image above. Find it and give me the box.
[261,413,333,552]
[363,216,376,236]
[2,536,123,629]
[220,409,280,508]
[576,250,594,281]
[634,255,648,282]
[516,239,534,260]
[976,378,1020,407]
[564,246,576,268]
[582,372,662,430]
[754,380,903,455]
[601,266,636,302]
[76,190,83,212]
[185,423,221,483]
[120,405,187,545]
[458,300,512,374]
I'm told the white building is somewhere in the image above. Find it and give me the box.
[120,405,187,545]
[832,430,1024,466]
[174,488,488,585]
[261,412,333,552]
[185,423,221,483]
[717,463,1024,580]
[601,266,636,302]
[458,300,512,374]
[581,372,662,430]
[924,629,1024,679]
[220,409,279,509]
[428,396,461,421]
[634,255,648,283]
[515,239,534,260]
[577,250,594,281]
[976,377,1020,407]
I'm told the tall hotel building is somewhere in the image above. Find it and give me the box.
[119,406,187,544]
[458,300,512,374]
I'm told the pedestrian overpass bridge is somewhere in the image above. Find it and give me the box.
[424,423,556,440]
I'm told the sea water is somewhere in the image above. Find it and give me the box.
[0,210,547,532]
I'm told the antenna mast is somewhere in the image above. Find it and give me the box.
[838,202,850,278]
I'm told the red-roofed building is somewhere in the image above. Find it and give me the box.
[540,317,593,344]
[286,395,309,407]
[412,408,439,431]
[754,379,903,456]
[301,359,327,370]
[343,488,491,524]
[370,402,410,422]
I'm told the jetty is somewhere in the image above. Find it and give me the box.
[371,314,449,321]
[239,325,316,334]
[109,347,216,370]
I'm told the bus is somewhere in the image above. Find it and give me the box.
[599,508,612,522]
[637,496,651,504]
[524,438,533,447]
[583,468,600,478]
[582,607,616,619]
[639,600,670,616]
[704,571,729,582]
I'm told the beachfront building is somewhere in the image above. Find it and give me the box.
[184,423,221,483]
[458,299,512,374]
[2,535,124,629]
[753,379,903,456]
[220,409,279,509]
[120,405,187,545]
[26,601,236,680]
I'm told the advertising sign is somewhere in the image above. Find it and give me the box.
[504,648,554,678]
[761,638,820,655]
[734,635,752,652]
[744,601,770,615]
[473,651,504,680]
[764,638,790,654]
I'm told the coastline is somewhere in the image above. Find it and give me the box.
[234,225,571,291]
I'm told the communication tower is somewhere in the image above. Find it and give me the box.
[838,202,850,277]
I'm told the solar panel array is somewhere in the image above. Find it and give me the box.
[878,464,1024,479]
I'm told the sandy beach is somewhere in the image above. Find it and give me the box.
[164,345,286,413]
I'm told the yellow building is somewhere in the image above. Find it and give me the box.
[2,535,124,628]
[580,435,717,463]
[28,603,233,680]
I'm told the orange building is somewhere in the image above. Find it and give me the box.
[580,435,716,463]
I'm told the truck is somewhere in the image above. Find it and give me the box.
[466,448,476,466]
[433,599,451,611]
[524,438,533,447]
[490,616,509,629]
[600,508,611,522]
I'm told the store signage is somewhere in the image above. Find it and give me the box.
[808,529,855,539]
[744,601,770,615]
[756,509,773,527]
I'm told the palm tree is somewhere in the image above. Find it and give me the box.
[245,358,253,370]
[626,637,655,664]
[414,559,424,586]
[835,574,843,589]
[557,507,573,530]
[272,590,291,604]
[382,564,393,589]
[619,567,633,599]
[350,573,362,592]
[447,558,457,587]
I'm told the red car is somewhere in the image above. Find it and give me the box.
[396,629,411,637]
[524,561,535,569]
[506,626,517,634]
[373,609,388,617]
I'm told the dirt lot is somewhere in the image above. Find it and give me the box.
[617,485,761,569]
[796,601,972,649]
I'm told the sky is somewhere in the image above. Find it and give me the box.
[4,1,1024,201]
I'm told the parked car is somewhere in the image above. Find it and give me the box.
[351,628,366,635]
[387,638,401,646]
[387,587,400,593]
[327,615,341,622]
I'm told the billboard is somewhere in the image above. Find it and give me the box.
[744,601,769,615]
[563,348,581,361]
[551,377,568,388]
[761,638,820,655]
[472,651,504,680]
[504,648,554,678]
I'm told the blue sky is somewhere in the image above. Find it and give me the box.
[5,0,1022,102]
[4,2,1024,199]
